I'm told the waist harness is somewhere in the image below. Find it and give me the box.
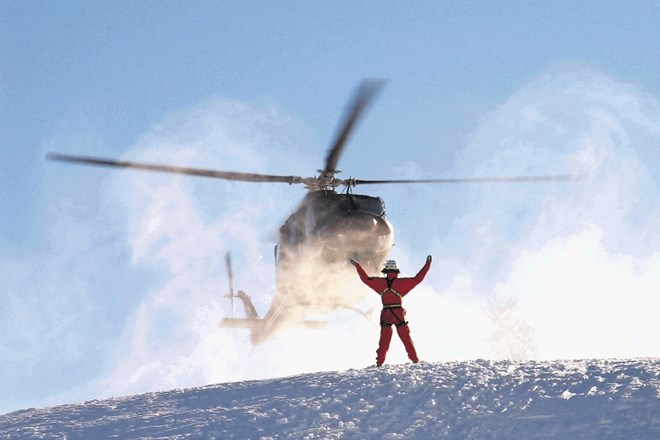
[380,279,408,327]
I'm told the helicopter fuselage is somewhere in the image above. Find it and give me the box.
[276,190,393,274]
[234,190,394,344]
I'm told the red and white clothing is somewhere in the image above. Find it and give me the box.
[355,259,431,365]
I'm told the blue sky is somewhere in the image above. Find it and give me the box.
[1,1,659,414]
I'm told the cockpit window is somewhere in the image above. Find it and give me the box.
[308,192,387,217]
[350,195,386,216]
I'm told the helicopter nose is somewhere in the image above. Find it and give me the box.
[347,212,389,234]
[319,211,393,251]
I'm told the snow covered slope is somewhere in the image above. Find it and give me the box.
[2,359,659,439]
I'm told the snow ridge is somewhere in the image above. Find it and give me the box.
[2,358,659,439]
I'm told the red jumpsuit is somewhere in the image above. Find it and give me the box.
[355,259,431,365]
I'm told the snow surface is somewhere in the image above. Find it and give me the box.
[2,358,659,439]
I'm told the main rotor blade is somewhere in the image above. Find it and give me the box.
[351,175,583,185]
[46,152,303,184]
[323,79,385,174]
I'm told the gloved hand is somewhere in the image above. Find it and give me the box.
[426,255,432,263]
[350,258,359,267]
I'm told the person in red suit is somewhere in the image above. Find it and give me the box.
[351,256,432,366]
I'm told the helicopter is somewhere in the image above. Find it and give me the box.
[47,79,578,345]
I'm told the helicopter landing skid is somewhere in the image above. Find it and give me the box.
[219,317,328,329]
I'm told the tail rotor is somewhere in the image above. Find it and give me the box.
[225,252,235,317]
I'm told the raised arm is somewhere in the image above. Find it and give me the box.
[351,259,371,285]
[406,255,432,290]
[351,258,381,292]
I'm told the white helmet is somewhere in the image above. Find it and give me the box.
[381,260,400,273]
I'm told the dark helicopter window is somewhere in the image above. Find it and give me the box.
[308,192,386,218]
[350,195,386,216]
